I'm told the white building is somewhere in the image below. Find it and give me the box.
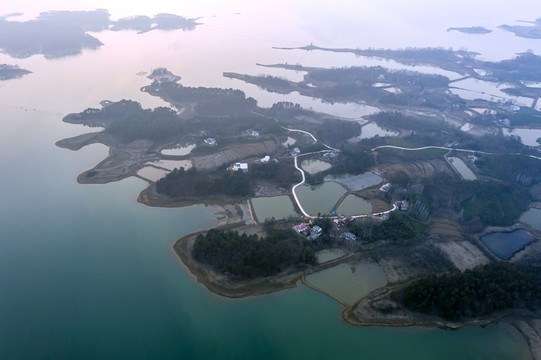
[232,162,248,172]
[261,155,270,163]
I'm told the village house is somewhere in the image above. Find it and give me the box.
[294,223,308,233]
[261,155,270,163]
[204,137,217,146]
[310,225,323,240]
[232,162,248,172]
[398,200,409,211]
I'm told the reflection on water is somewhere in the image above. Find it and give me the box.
[306,260,387,305]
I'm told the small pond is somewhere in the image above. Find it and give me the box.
[480,229,533,260]
[160,144,196,156]
[295,181,346,216]
[336,195,372,216]
[301,159,332,174]
[325,172,382,191]
[359,122,398,139]
[448,157,477,180]
[305,260,387,305]
[137,166,170,182]
[251,196,298,222]
[520,208,541,230]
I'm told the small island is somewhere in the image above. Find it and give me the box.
[0,9,200,59]
[447,26,492,34]
[0,64,31,80]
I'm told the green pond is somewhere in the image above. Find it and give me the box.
[251,196,298,222]
[305,260,387,305]
[336,194,373,216]
[295,182,347,216]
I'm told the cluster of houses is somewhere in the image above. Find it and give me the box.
[230,155,272,172]
[294,223,323,240]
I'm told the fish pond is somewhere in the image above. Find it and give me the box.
[305,260,387,305]
[251,195,298,222]
[336,194,372,216]
[480,230,533,260]
[295,182,347,216]
[301,159,332,174]
[325,172,382,191]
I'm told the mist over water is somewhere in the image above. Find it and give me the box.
[0,1,538,358]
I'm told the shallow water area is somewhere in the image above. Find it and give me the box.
[296,182,347,216]
[301,159,332,174]
[448,157,477,180]
[251,195,298,222]
[450,78,533,106]
[481,230,533,259]
[336,195,372,216]
[305,260,387,305]
[325,172,382,191]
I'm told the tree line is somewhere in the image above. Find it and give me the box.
[192,228,316,279]
[396,262,541,321]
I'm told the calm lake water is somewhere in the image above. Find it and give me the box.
[481,230,533,260]
[0,0,537,358]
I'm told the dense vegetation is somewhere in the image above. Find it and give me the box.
[72,98,284,144]
[397,262,541,320]
[156,167,252,197]
[350,212,419,242]
[192,228,316,279]
[156,162,301,198]
[157,82,258,116]
[422,173,530,228]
